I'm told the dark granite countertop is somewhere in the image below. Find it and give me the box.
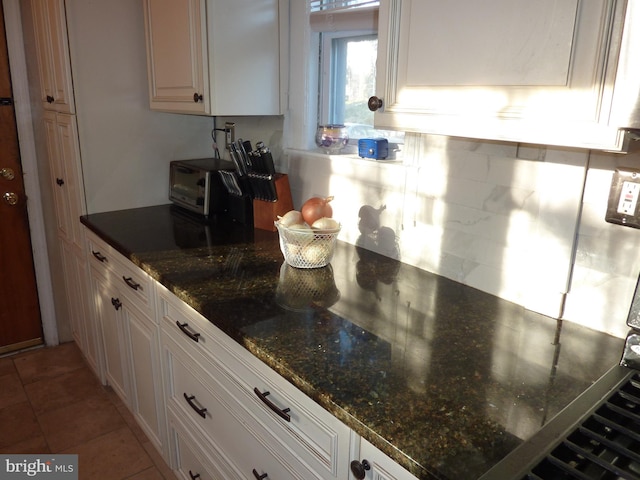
[81,205,624,480]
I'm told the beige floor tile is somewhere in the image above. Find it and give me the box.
[125,466,166,480]
[38,393,125,452]
[13,342,86,384]
[142,440,176,480]
[0,372,28,410]
[0,434,50,454]
[24,365,106,415]
[0,357,16,377]
[64,426,153,480]
[0,401,42,448]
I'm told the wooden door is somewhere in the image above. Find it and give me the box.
[0,3,43,353]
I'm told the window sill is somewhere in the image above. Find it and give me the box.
[286,144,404,164]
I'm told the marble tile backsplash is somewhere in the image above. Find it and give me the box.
[286,133,640,339]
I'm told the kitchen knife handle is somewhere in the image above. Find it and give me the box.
[122,276,141,291]
[176,321,201,342]
[183,393,207,418]
[253,388,291,422]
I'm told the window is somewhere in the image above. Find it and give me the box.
[310,1,404,146]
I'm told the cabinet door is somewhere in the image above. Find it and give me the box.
[42,111,71,241]
[374,0,626,150]
[351,437,418,480]
[91,268,130,405]
[142,0,208,114]
[55,114,86,249]
[42,112,86,248]
[60,237,103,381]
[30,0,75,113]
[125,303,165,452]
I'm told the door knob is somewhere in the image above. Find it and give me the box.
[0,168,15,180]
[367,96,383,112]
[3,192,18,206]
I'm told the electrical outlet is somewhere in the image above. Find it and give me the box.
[606,167,640,228]
[225,122,235,150]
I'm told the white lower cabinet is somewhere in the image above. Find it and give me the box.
[85,230,166,456]
[350,437,419,480]
[59,236,102,380]
[157,283,352,480]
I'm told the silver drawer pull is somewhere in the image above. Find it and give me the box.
[253,388,291,422]
[183,393,207,418]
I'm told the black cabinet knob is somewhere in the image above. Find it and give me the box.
[111,297,122,310]
[46,95,55,103]
[367,96,383,112]
[193,93,203,103]
[56,178,65,186]
[350,459,371,479]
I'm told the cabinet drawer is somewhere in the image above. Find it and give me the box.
[158,286,350,479]
[164,336,318,480]
[169,411,241,480]
[86,231,155,316]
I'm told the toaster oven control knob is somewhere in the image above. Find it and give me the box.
[350,459,371,479]
[193,92,203,103]
[367,96,383,112]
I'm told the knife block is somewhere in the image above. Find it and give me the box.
[253,174,294,231]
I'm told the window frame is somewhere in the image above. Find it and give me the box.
[318,29,377,129]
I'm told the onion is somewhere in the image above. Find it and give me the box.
[301,196,334,225]
[311,217,339,231]
[278,210,303,227]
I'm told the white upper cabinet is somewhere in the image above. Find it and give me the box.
[373,0,640,151]
[30,0,75,113]
[142,0,287,116]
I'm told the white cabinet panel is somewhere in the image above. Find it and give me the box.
[351,437,419,480]
[91,266,131,404]
[42,111,86,249]
[374,0,631,150]
[30,0,75,112]
[142,0,286,115]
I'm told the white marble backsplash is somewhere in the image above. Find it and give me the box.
[285,133,640,339]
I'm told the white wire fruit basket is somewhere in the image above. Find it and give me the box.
[275,221,341,268]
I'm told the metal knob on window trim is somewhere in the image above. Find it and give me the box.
[3,192,18,206]
[367,96,383,112]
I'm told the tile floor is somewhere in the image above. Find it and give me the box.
[0,341,177,480]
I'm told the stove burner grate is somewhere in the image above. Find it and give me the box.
[524,372,640,479]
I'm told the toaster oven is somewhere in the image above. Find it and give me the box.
[169,158,234,217]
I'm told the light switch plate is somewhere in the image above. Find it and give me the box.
[605,167,640,228]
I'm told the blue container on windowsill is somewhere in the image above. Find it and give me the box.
[358,138,389,160]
